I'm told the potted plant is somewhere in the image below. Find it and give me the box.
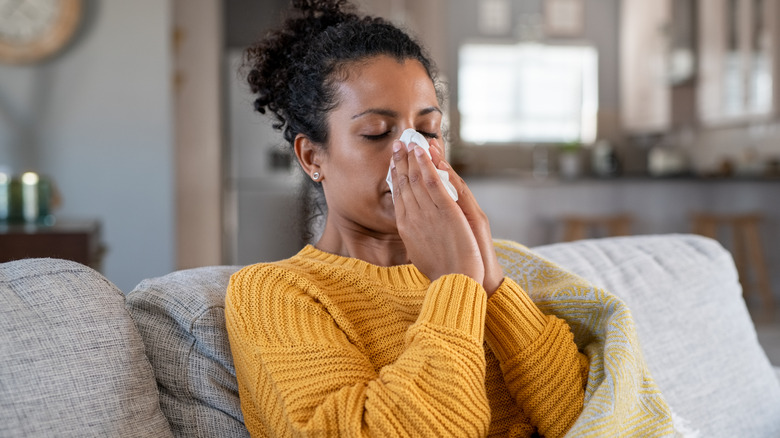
[558,141,582,179]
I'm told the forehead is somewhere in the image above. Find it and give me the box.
[332,56,439,111]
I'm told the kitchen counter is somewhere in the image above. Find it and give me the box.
[463,170,780,184]
[464,175,780,296]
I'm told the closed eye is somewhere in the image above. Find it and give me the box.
[362,131,391,141]
[362,130,439,141]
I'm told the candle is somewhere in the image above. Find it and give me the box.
[21,172,39,223]
[0,172,8,221]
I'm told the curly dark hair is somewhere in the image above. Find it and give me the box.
[244,0,440,147]
[242,0,441,242]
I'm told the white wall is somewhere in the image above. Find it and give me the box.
[224,50,304,266]
[173,0,223,269]
[0,0,175,293]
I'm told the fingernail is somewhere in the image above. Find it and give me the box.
[393,141,402,152]
[414,146,425,157]
[439,160,450,170]
[406,142,414,152]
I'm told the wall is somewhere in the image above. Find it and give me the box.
[224,48,304,265]
[222,0,307,265]
[224,0,289,47]
[0,1,175,293]
[358,0,448,70]
[173,0,224,269]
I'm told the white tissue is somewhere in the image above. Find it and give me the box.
[386,128,458,202]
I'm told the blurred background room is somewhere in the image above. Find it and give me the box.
[0,0,778,323]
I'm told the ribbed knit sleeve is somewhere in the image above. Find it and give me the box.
[225,264,491,437]
[485,278,589,438]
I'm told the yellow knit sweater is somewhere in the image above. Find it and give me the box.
[225,245,588,437]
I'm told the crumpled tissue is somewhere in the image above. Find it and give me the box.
[386,128,458,201]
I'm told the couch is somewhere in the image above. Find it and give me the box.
[1,234,779,437]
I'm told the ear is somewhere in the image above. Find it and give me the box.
[293,134,323,179]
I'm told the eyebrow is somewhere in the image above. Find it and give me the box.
[351,106,442,119]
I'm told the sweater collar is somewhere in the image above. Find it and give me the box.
[297,244,430,289]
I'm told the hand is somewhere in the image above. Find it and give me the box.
[428,141,505,296]
[391,140,485,286]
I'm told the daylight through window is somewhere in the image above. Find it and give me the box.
[458,42,598,144]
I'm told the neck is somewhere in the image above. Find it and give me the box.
[315,218,409,267]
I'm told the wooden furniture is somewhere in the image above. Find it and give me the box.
[620,0,779,130]
[698,0,778,125]
[0,219,105,271]
[562,213,634,242]
[692,212,774,308]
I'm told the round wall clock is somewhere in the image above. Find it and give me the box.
[0,0,83,64]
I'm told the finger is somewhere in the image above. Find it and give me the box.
[412,145,454,208]
[428,138,445,167]
[436,163,502,291]
[434,157,473,206]
[389,157,407,219]
[405,144,437,208]
[435,162,502,290]
[423,151,503,292]
[392,140,420,211]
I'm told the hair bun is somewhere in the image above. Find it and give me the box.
[292,0,353,17]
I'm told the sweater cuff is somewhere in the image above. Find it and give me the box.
[485,278,548,361]
[417,274,486,341]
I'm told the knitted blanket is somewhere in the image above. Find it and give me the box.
[494,240,678,437]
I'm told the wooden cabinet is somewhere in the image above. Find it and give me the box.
[698,0,779,125]
[0,220,105,271]
[621,0,778,131]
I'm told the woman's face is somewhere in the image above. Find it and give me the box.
[317,55,443,236]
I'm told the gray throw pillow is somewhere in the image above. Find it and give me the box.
[126,265,248,438]
[0,258,172,437]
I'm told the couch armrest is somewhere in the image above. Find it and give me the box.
[0,258,172,437]
[532,234,780,437]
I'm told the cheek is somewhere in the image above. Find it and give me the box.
[330,146,393,180]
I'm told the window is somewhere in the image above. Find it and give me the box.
[458,42,598,144]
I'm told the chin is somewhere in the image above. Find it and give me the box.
[370,194,399,230]
[376,209,399,234]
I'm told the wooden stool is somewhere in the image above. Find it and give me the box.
[692,212,774,308]
[562,214,634,242]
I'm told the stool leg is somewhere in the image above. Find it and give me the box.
[693,217,718,239]
[743,220,775,309]
[563,219,586,242]
[608,217,632,236]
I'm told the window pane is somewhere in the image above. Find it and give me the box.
[458,43,598,144]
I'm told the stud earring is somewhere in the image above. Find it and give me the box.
[312,171,320,181]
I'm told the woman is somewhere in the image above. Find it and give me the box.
[225,1,588,436]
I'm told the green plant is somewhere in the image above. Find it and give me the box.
[559,141,581,154]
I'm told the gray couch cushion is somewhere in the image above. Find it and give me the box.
[0,258,172,438]
[533,234,780,437]
[126,265,248,438]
